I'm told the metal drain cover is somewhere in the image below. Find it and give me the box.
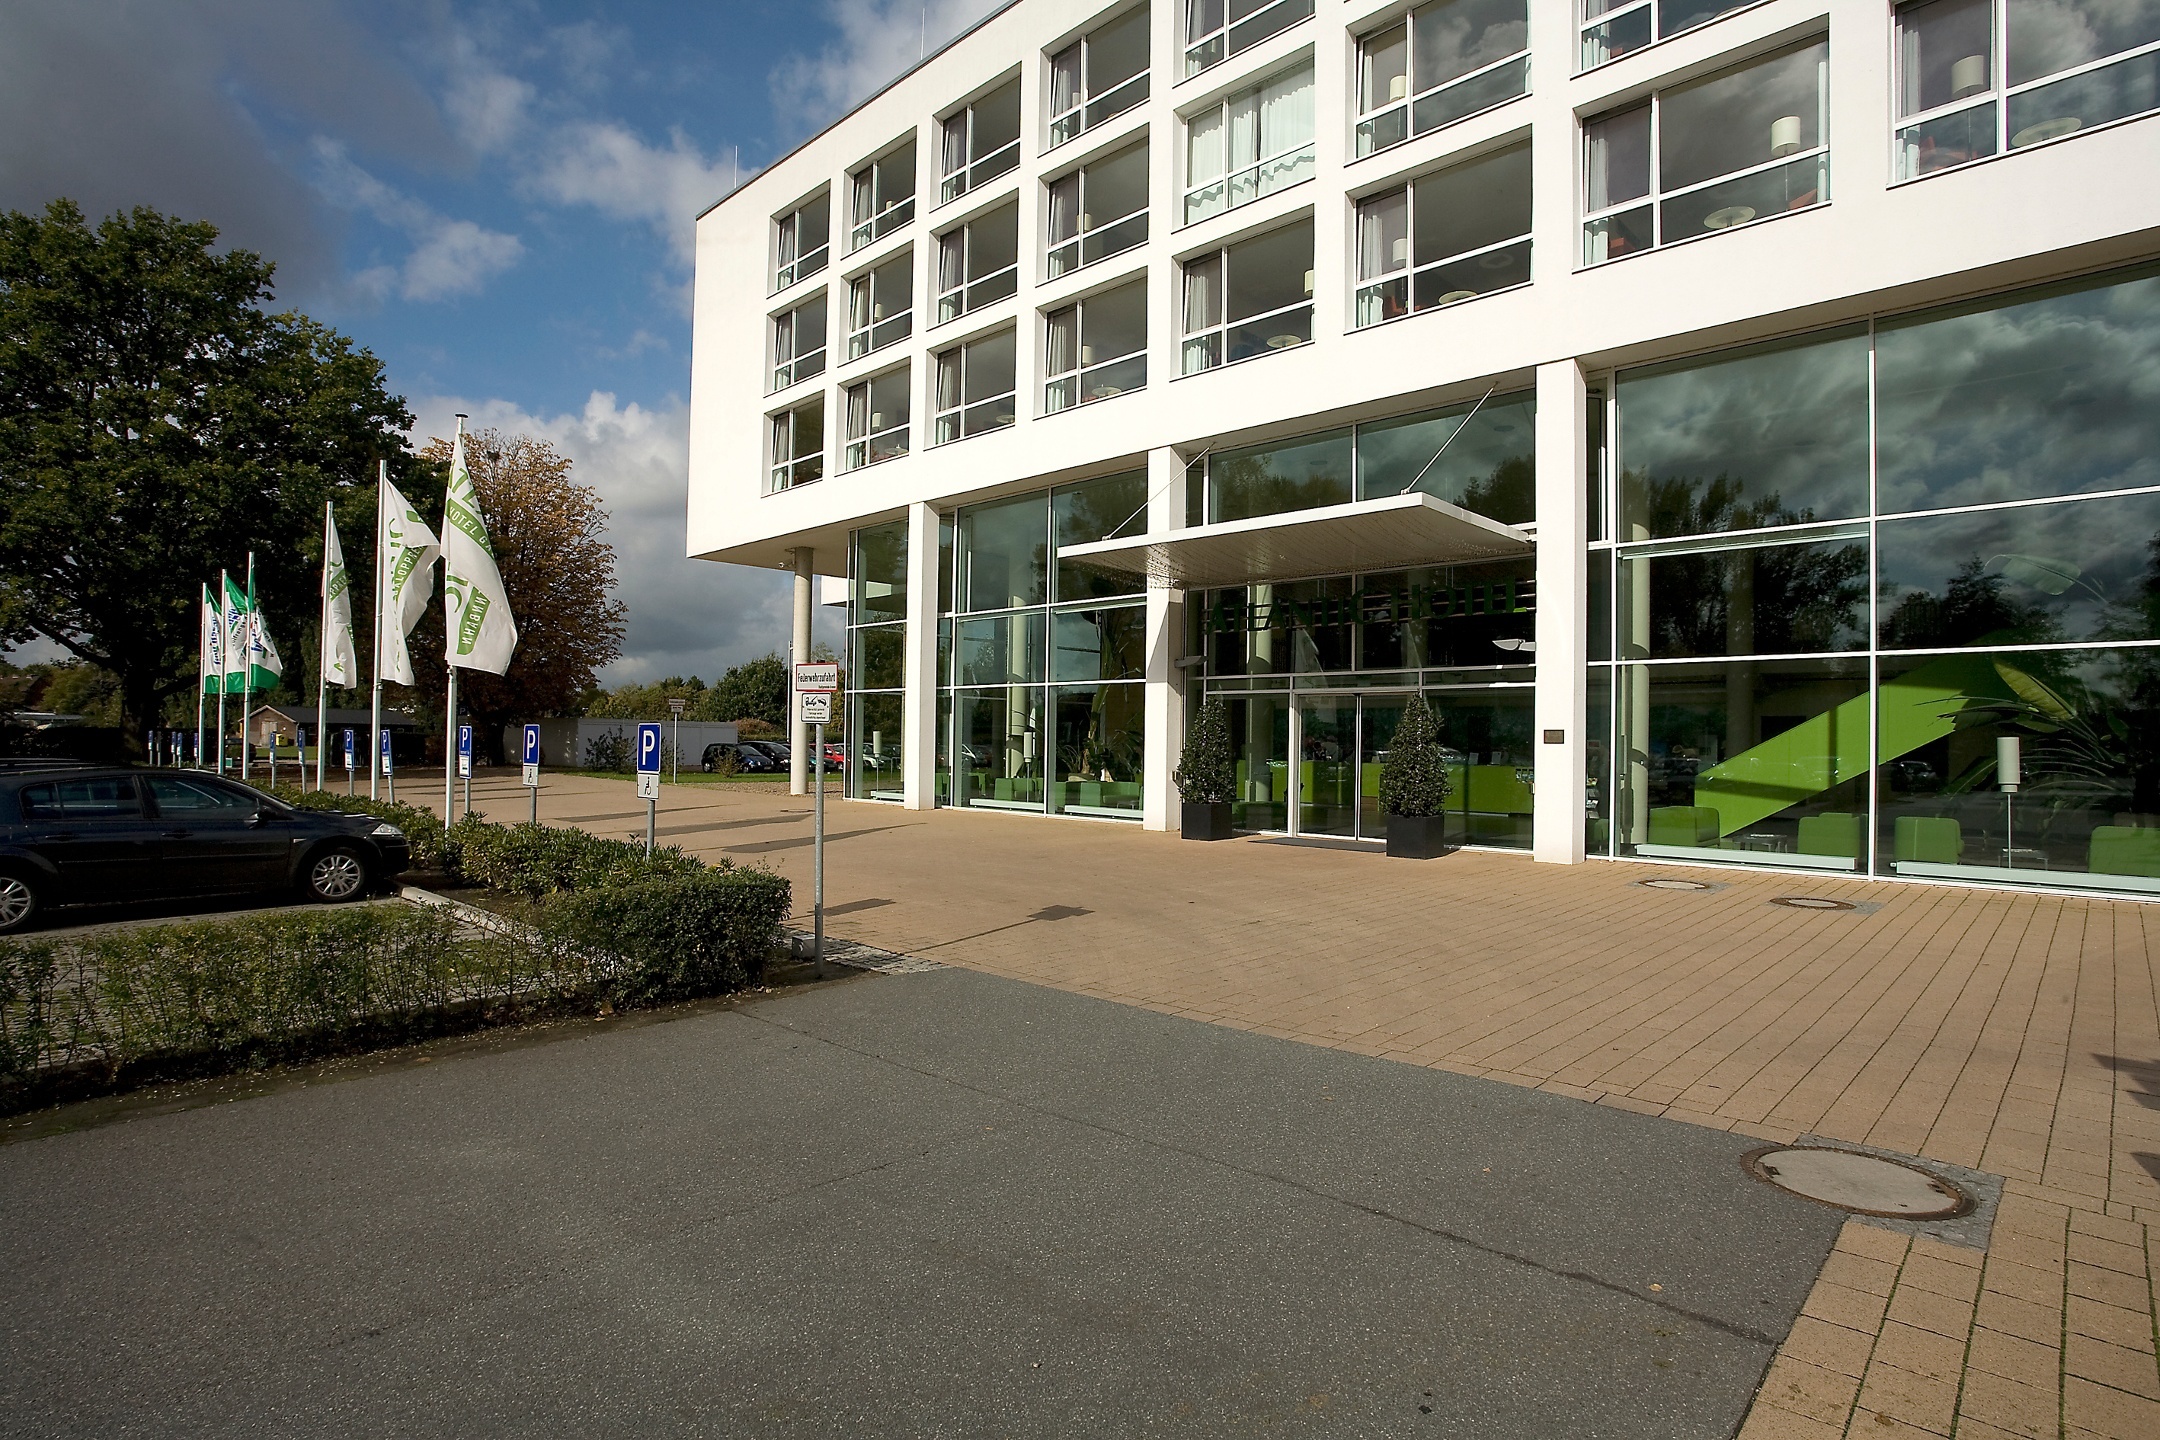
[1747,1147,1970,1218]
[1638,878,1714,891]
[1771,896,1855,911]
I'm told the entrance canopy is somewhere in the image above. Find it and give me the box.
[1057,492,1533,590]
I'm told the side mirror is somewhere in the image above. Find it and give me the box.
[247,810,266,827]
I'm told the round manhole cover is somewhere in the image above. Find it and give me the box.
[1771,896,1856,911]
[1747,1147,1970,1219]
[1638,878,1714,891]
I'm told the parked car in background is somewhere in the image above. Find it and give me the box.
[0,764,411,934]
[742,740,790,767]
[700,742,777,774]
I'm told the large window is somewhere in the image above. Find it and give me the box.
[772,190,830,292]
[1046,142,1149,279]
[936,201,1019,324]
[1894,0,2160,180]
[942,473,1149,818]
[1355,0,1529,158]
[1045,278,1147,413]
[848,139,916,251]
[1581,0,1759,70]
[933,328,1018,444]
[1050,6,1152,147]
[768,399,824,494]
[1185,0,1314,77]
[1583,40,1827,265]
[843,367,910,470]
[1355,141,1531,327]
[846,251,913,360]
[769,293,827,392]
[939,79,1022,206]
[1181,217,1313,373]
[1183,62,1315,225]
[847,521,909,801]
[1588,262,2160,896]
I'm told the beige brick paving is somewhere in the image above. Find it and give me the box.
[438,772,2160,1436]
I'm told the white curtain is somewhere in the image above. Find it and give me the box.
[1257,63,1315,195]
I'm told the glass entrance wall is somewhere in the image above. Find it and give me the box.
[1588,260,2160,894]
[939,469,1151,819]
[846,520,909,800]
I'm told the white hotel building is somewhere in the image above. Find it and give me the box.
[688,0,2160,897]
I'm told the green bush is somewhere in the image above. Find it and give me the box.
[542,868,792,1007]
[1174,696,1235,806]
[0,940,59,1085]
[257,784,458,871]
[450,817,704,897]
[583,728,631,772]
[1380,694,1453,818]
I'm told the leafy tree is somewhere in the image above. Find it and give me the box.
[1174,695,1234,805]
[1379,694,1452,817]
[695,652,789,727]
[410,427,625,757]
[0,201,419,751]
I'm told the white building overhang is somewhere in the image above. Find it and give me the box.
[1056,492,1533,590]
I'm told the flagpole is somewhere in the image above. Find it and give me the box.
[371,463,385,801]
[317,500,332,793]
[445,414,467,832]
[216,570,229,775]
[196,582,209,770]
[241,553,256,782]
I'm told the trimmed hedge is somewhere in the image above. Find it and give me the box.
[0,865,793,1103]
[451,816,703,897]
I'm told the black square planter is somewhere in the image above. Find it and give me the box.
[1181,801,1234,840]
[1384,814,1451,859]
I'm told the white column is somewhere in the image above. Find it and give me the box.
[1533,359,1589,864]
[790,546,813,797]
[1142,445,1187,833]
[902,501,939,809]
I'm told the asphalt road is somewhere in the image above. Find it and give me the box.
[0,965,1842,1438]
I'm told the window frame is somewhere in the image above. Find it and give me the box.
[933,327,1020,445]
[936,201,1021,325]
[939,79,1024,207]
[1046,141,1151,280]
[1179,217,1316,375]
[1578,0,1764,73]
[771,191,831,294]
[1044,278,1150,413]
[843,366,912,471]
[1580,39,1830,268]
[1182,60,1317,225]
[1184,0,1315,78]
[768,397,826,494]
[1890,0,2160,182]
[1048,7,1154,149]
[769,292,828,393]
[1353,0,1531,159]
[845,251,915,361]
[1354,141,1534,328]
[848,139,918,252]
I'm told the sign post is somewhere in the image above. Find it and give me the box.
[667,696,686,784]
[456,724,473,821]
[521,724,542,825]
[794,662,840,977]
[379,728,395,803]
[342,728,356,796]
[636,721,661,855]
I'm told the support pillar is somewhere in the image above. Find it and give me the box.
[902,502,939,809]
[1143,445,1187,833]
[790,546,813,797]
[1533,359,1589,864]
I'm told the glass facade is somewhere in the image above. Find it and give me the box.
[1589,263,2160,895]
[847,520,909,800]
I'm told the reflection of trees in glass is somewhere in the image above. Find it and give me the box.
[1939,653,2159,817]
[1882,556,2067,649]
[1625,471,1810,538]
[1648,539,1865,656]
[1454,454,1533,525]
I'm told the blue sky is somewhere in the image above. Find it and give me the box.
[0,0,1005,683]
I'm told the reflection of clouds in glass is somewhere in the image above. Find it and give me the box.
[1660,42,1824,191]
[1619,329,1869,535]
[1877,273,2160,512]
[2006,0,2160,85]
[1877,492,2160,644]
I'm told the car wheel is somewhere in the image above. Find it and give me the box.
[0,871,39,934]
[303,845,370,903]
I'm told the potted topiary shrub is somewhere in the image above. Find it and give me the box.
[1380,695,1453,859]
[1174,696,1236,840]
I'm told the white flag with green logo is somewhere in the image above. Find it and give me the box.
[248,605,283,690]
[201,583,223,695]
[441,431,518,675]
[379,479,440,687]
[222,574,250,694]
[321,512,358,687]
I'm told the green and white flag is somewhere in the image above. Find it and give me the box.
[379,479,441,687]
[320,512,358,687]
[247,603,283,690]
[222,573,249,694]
[201,583,223,695]
[441,430,518,675]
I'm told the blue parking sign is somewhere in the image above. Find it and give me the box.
[636,722,662,774]
[342,729,355,771]
[379,728,393,776]
[522,724,542,765]
[457,724,472,778]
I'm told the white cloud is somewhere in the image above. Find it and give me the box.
[770,0,1007,134]
[405,392,831,685]
[528,122,739,267]
[312,139,522,302]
